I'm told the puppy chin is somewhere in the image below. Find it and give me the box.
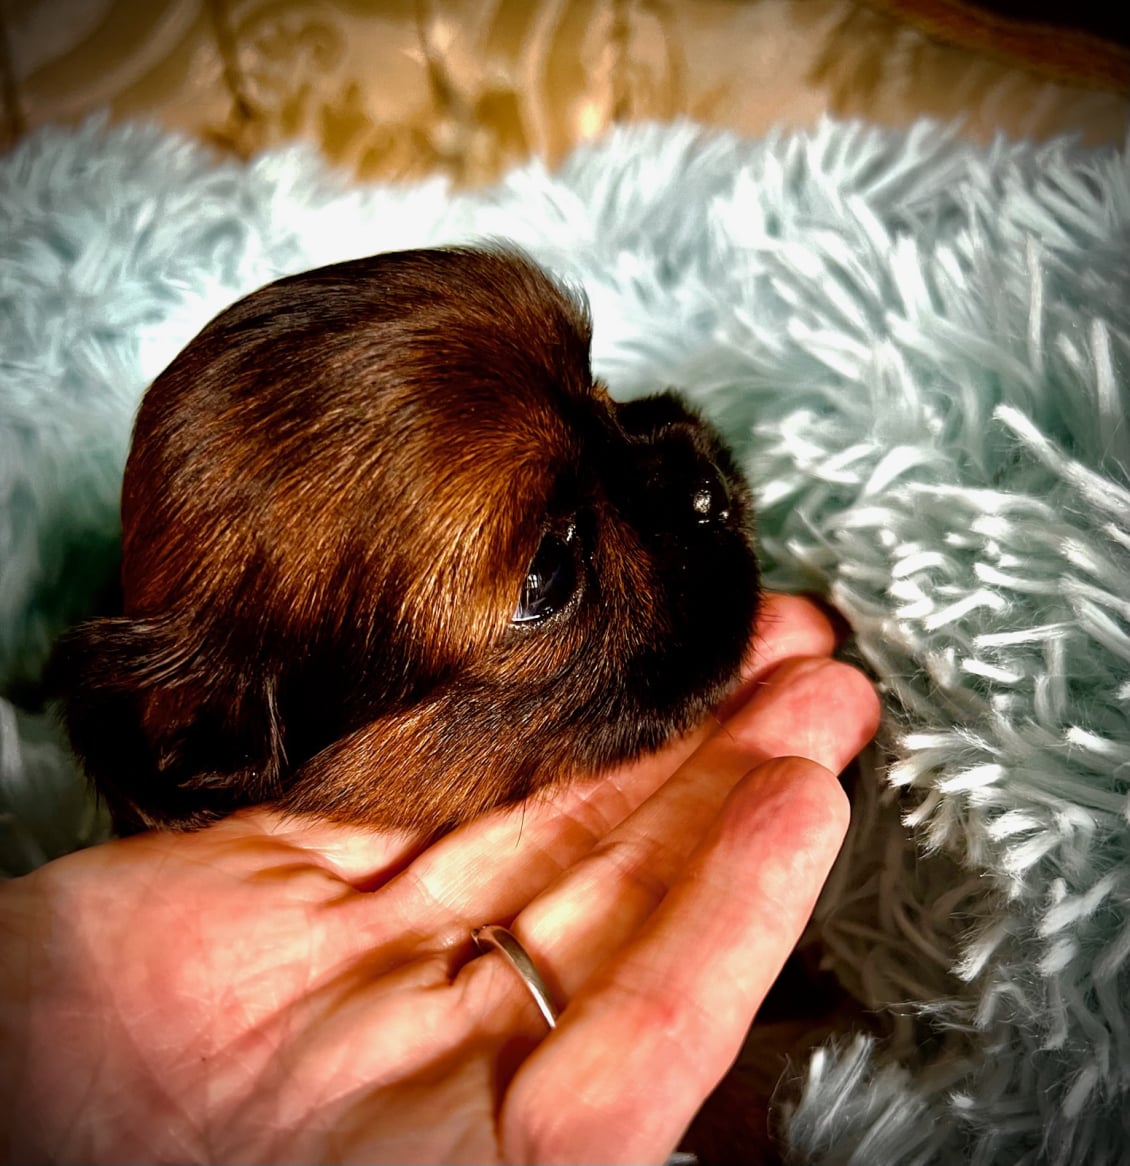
[49,245,760,836]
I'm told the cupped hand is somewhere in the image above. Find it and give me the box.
[0,593,879,1165]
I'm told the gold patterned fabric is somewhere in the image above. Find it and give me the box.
[2,1,1128,184]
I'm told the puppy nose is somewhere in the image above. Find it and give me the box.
[690,467,731,525]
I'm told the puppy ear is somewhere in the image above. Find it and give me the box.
[47,616,286,833]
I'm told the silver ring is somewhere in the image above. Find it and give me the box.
[472,924,560,1030]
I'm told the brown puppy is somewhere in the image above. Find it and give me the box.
[51,246,760,836]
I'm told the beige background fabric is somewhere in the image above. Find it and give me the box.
[2,0,1127,186]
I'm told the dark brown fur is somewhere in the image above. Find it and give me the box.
[49,246,760,836]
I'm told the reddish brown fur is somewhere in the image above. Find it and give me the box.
[50,246,760,836]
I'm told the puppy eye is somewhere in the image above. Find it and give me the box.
[513,526,577,624]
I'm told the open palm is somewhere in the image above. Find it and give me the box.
[0,593,879,1165]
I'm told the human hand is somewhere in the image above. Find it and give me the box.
[0,593,879,1165]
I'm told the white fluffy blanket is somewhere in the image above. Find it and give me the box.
[1,115,1128,1163]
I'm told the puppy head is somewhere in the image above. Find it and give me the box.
[52,246,760,835]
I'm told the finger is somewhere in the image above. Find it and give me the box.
[511,657,878,1001]
[502,756,849,1165]
[718,592,848,720]
[723,652,881,765]
[734,591,841,686]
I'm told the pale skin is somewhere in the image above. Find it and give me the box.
[0,593,880,1165]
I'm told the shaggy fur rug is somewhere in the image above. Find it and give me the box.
[1,115,1128,1164]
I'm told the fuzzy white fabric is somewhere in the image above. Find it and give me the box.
[1,115,1128,1163]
